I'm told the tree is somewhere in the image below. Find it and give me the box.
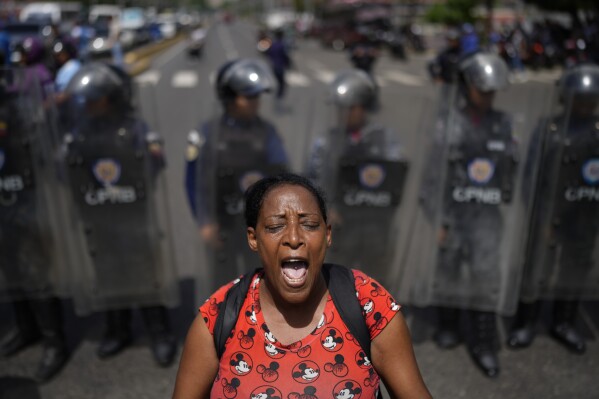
[424,0,478,25]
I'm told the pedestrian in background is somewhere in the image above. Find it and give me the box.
[265,29,292,106]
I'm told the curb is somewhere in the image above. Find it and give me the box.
[125,34,187,76]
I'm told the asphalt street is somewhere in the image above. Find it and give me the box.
[1,19,598,398]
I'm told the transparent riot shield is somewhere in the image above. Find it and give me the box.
[187,94,291,292]
[519,90,599,301]
[0,68,67,301]
[62,83,179,315]
[396,82,554,315]
[304,88,433,286]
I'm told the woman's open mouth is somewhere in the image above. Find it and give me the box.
[281,258,308,287]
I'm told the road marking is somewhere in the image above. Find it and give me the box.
[313,69,334,83]
[217,25,238,60]
[527,70,561,83]
[305,60,335,83]
[383,70,425,86]
[287,71,311,87]
[172,71,199,88]
[374,75,388,87]
[135,70,161,86]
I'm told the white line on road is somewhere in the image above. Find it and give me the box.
[526,70,561,83]
[217,25,239,60]
[135,70,161,85]
[375,75,388,87]
[382,70,425,86]
[172,71,199,88]
[305,60,335,83]
[313,69,334,83]
[287,71,311,87]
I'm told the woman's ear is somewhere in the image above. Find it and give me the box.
[326,224,332,248]
[247,227,258,252]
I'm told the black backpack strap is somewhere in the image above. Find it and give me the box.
[213,268,262,359]
[323,263,371,361]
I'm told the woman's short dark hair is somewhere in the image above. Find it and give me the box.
[244,173,328,228]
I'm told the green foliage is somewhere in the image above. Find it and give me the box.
[424,0,478,25]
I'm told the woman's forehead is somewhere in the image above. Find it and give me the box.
[261,184,320,213]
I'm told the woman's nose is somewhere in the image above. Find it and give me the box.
[284,222,304,248]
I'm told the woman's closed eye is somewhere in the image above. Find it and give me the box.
[265,224,285,233]
[302,222,320,231]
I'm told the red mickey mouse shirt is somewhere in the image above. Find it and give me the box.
[199,269,401,399]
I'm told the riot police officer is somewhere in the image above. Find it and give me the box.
[63,62,178,367]
[0,67,69,382]
[417,52,518,378]
[185,58,289,290]
[306,69,406,283]
[507,63,599,354]
[428,28,462,85]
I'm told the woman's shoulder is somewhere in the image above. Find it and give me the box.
[349,268,402,338]
[198,272,260,334]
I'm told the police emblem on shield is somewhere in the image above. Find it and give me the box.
[239,170,264,193]
[0,149,5,171]
[582,158,599,185]
[359,163,386,189]
[468,158,495,184]
[93,158,121,186]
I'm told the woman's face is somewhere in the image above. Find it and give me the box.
[247,184,331,304]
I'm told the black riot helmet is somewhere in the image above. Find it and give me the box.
[557,63,599,115]
[557,63,599,97]
[329,69,377,110]
[459,52,510,92]
[65,62,133,115]
[215,58,273,103]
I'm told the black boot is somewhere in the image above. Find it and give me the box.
[97,309,132,359]
[467,310,500,378]
[0,300,40,357]
[433,307,461,349]
[32,297,69,382]
[507,301,539,349]
[550,300,586,354]
[141,306,177,367]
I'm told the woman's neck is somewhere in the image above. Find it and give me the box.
[259,274,328,345]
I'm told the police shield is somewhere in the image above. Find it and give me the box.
[519,65,599,301]
[185,59,290,291]
[304,69,429,285]
[0,68,67,301]
[62,67,178,314]
[397,62,554,314]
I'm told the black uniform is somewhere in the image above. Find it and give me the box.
[508,65,599,354]
[0,69,68,382]
[63,62,177,367]
[184,59,289,291]
[430,109,518,305]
